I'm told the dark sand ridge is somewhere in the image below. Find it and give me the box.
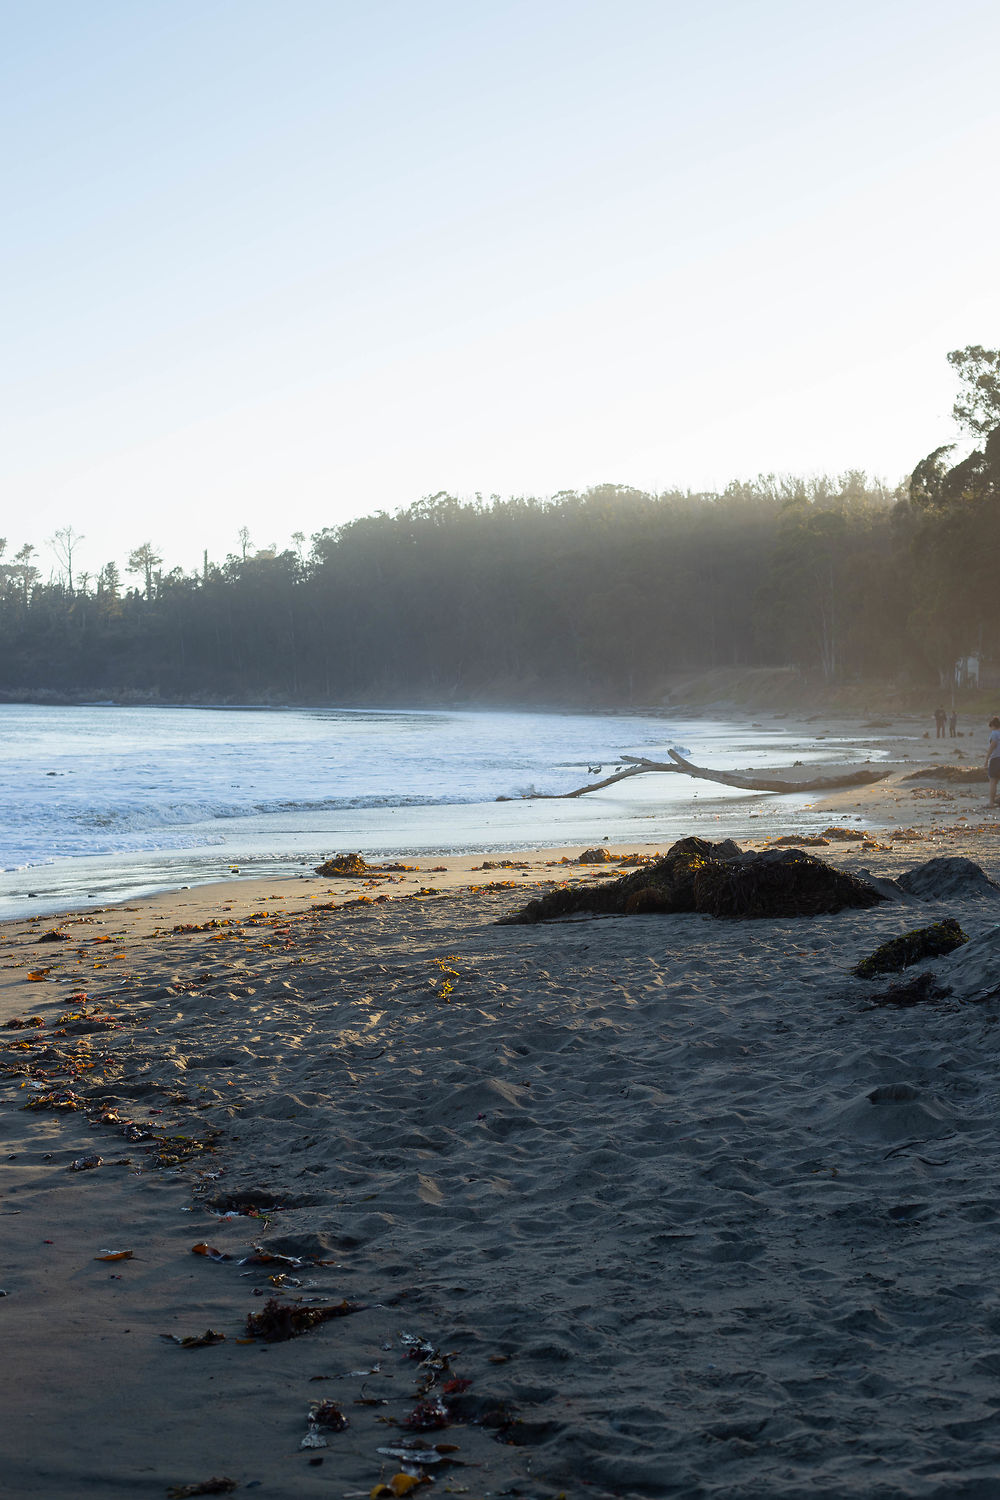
[6,716,1000,1497]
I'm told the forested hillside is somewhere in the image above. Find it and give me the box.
[3,348,999,707]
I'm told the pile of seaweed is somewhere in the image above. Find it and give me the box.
[866,971,954,1007]
[853,918,969,979]
[315,852,376,877]
[499,837,887,924]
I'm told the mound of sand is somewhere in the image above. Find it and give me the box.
[937,923,1000,1001]
[897,856,1000,901]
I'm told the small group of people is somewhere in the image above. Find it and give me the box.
[937,709,1000,807]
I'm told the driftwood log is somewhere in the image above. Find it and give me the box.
[663,748,891,794]
[517,748,891,800]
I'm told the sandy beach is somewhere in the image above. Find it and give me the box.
[5,718,1000,1498]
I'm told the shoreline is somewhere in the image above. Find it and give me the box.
[4,705,993,922]
[5,719,1000,1495]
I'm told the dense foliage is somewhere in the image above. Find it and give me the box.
[2,349,997,706]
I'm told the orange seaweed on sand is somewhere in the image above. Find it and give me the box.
[370,1477,430,1498]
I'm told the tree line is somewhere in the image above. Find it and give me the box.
[1,347,998,706]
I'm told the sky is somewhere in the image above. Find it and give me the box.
[4,0,1000,581]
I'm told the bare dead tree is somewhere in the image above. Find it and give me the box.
[49,525,85,592]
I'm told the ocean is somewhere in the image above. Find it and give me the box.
[0,703,883,917]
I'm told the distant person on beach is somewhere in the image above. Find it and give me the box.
[935,706,947,737]
[950,711,958,737]
[987,717,1000,808]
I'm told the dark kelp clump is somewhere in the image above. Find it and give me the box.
[498,839,726,925]
[499,839,886,924]
[853,918,969,979]
[692,849,885,919]
[868,971,954,1007]
[245,1296,359,1341]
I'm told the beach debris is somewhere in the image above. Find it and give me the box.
[577,847,613,863]
[309,1399,349,1432]
[868,971,954,1007]
[376,1443,455,1465]
[896,857,1000,902]
[819,826,868,841]
[3,1015,45,1028]
[370,1478,430,1498]
[768,834,831,847]
[403,1397,450,1430]
[172,920,232,934]
[70,1154,103,1171]
[20,1086,83,1115]
[315,852,378,877]
[238,1244,324,1268]
[853,919,969,978]
[36,928,71,942]
[428,955,459,999]
[399,1331,437,1359]
[244,1295,359,1341]
[207,1189,286,1215]
[501,839,886,924]
[166,1480,237,1498]
[161,1329,226,1348]
[300,1422,328,1449]
[191,1242,233,1262]
[94,1249,133,1260]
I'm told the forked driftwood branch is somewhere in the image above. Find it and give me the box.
[524,748,890,800]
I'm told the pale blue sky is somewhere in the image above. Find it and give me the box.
[4,0,999,578]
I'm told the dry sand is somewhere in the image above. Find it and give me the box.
[6,720,1000,1498]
